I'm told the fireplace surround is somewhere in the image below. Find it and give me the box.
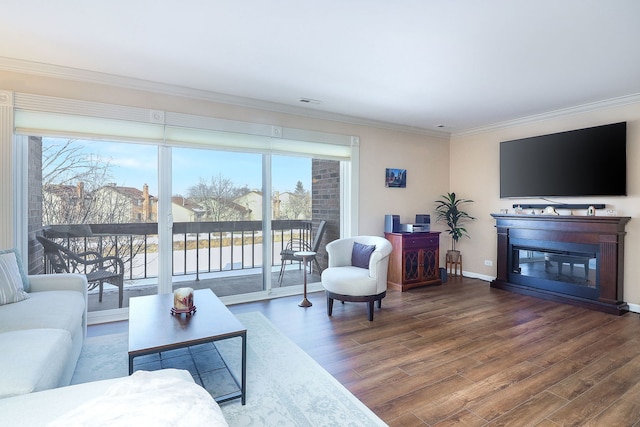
[490,213,630,315]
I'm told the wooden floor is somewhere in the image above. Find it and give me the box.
[89,276,640,426]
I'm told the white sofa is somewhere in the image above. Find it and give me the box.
[0,267,87,399]
[0,368,228,427]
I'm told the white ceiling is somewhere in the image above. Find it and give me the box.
[2,0,640,133]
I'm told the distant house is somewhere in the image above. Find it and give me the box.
[43,182,158,225]
[233,191,299,220]
[92,183,157,223]
[42,182,92,225]
[233,191,261,220]
[172,196,206,222]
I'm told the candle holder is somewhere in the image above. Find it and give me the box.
[171,287,196,315]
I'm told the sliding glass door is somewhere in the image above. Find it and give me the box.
[170,147,265,297]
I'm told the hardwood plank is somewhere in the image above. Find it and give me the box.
[485,391,567,427]
[582,398,640,427]
[464,358,586,422]
[547,353,640,425]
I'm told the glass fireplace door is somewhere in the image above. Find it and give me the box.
[509,239,599,300]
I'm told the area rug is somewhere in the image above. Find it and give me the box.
[71,312,387,426]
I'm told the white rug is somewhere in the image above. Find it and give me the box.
[72,312,387,426]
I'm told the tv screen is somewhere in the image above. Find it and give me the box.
[500,122,627,198]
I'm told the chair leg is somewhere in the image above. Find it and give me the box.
[277,262,286,286]
[99,281,103,303]
[367,300,374,321]
[327,295,334,316]
[377,299,382,309]
[118,279,124,308]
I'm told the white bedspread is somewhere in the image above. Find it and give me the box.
[46,369,228,427]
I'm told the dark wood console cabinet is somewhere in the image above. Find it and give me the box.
[385,232,441,291]
[490,214,630,315]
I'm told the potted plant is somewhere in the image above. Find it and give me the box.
[434,192,476,262]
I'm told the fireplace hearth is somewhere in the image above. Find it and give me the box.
[490,214,630,315]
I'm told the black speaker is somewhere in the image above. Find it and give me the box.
[384,214,400,233]
[415,214,430,225]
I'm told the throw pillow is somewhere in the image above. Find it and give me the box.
[0,251,30,306]
[351,242,376,269]
[0,248,30,292]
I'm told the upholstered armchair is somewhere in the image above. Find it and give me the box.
[321,236,392,321]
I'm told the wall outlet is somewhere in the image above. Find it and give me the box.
[484,260,493,266]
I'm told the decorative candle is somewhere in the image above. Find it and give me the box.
[173,287,194,310]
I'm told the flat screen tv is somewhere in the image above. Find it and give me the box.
[500,122,627,198]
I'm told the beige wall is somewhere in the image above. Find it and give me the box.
[450,103,640,307]
[358,127,449,233]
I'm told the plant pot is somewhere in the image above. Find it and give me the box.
[447,249,461,262]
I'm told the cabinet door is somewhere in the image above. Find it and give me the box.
[420,247,439,280]
[402,249,421,282]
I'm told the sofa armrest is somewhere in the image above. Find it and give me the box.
[28,273,88,296]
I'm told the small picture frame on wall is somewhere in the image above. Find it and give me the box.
[385,168,406,188]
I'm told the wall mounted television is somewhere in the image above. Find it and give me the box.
[500,122,627,198]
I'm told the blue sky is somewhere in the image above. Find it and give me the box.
[45,138,311,196]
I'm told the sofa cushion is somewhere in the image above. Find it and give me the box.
[351,242,376,269]
[0,290,85,335]
[0,329,73,398]
[0,250,30,305]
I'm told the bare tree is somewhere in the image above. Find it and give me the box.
[187,174,247,221]
[41,138,113,226]
[281,180,311,219]
[40,138,144,273]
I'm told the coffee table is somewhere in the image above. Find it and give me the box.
[128,288,246,404]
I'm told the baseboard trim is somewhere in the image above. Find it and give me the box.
[627,303,640,314]
[459,271,494,282]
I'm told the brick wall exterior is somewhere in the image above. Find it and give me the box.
[311,159,340,272]
[28,136,44,274]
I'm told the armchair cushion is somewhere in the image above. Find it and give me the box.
[322,266,379,296]
[0,250,30,305]
[351,242,376,269]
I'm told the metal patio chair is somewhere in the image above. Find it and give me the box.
[278,220,327,285]
[37,235,125,308]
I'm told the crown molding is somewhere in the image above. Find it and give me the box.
[0,56,449,139]
[452,93,640,138]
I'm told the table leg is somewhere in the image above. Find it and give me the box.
[241,332,247,405]
[299,256,312,307]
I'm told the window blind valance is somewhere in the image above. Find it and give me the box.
[13,93,355,160]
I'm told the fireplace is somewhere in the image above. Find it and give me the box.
[491,214,630,315]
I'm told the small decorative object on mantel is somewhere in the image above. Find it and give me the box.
[587,205,596,216]
[171,287,196,316]
[544,206,559,215]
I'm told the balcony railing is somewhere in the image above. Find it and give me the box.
[43,220,313,282]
